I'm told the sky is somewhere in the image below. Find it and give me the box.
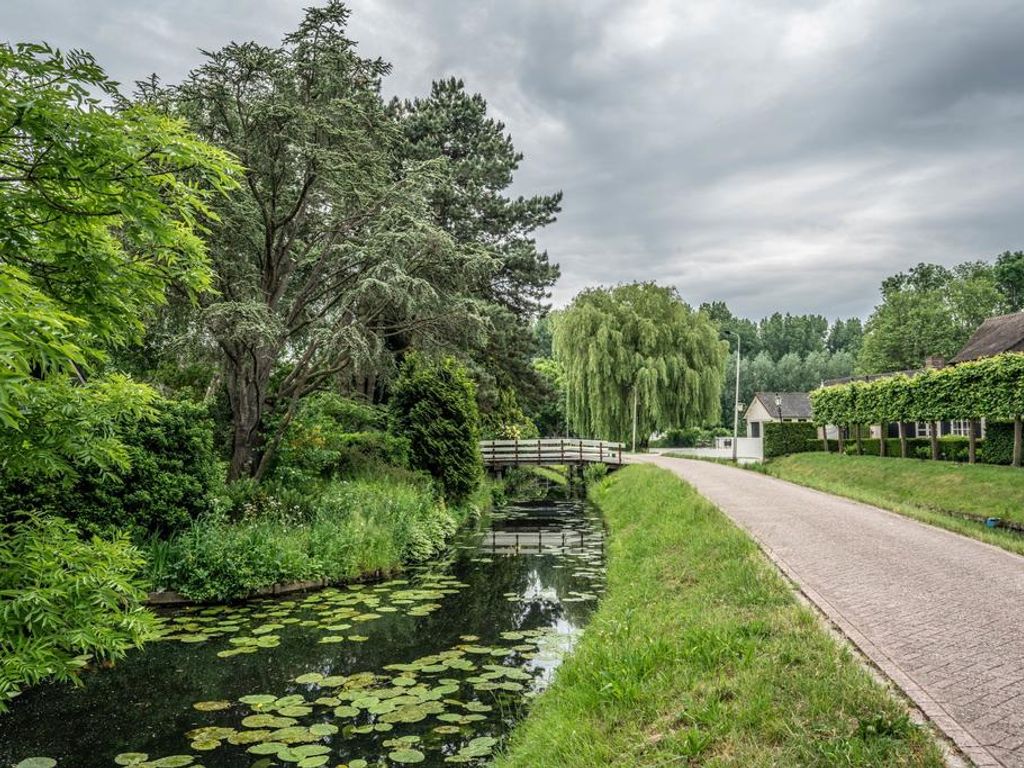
[5,0,1024,319]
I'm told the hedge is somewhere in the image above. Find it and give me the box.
[810,353,1024,426]
[763,422,819,459]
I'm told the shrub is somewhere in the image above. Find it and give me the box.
[157,477,458,602]
[763,422,819,459]
[272,393,395,482]
[0,398,217,536]
[982,422,1014,465]
[391,354,482,503]
[0,515,158,710]
[583,462,609,485]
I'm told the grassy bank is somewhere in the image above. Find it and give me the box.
[768,453,1024,556]
[146,474,490,602]
[497,465,943,767]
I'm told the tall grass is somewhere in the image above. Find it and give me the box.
[147,476,464,602]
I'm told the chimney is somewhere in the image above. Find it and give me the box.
[924,355,945,369]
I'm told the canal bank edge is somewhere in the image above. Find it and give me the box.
[496,464,947,768]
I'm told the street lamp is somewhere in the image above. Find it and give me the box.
[723,331,741,462]
[775,392,783,422]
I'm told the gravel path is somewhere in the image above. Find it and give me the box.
[634,454,1024,768]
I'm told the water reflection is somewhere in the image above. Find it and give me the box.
[1,492,605,768]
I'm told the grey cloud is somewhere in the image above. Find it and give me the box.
[4,0,1024,319]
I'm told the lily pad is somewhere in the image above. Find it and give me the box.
[388,749,425,764]
[16,759,58,768]
[113,754,148,767]
[193,700,231,712]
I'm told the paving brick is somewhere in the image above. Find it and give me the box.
[639,454,1024,767]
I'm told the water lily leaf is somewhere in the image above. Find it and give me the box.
[192,700,231,712]
[114,755,148,767]
[294,673,323,685]
[16,759,58,768]
[152,757,195,768]
[388,748,425,764]
[242,714,298,729]
[296,758,328,768]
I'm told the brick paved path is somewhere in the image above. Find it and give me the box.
[636,454,1024,768]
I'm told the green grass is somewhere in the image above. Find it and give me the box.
[497,465,943,768]
[768,453,1024,556]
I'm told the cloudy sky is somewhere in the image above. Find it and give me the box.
[5,0,1024,319]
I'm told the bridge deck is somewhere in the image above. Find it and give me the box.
[479,438,624,468]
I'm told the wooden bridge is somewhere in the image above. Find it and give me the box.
[479,438,624,469]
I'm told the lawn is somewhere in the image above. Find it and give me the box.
[768,453,1024,555]
[496,465,944,768]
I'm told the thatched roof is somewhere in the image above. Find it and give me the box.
[950,312,1024,363]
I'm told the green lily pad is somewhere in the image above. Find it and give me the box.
[388,749,425,764]
[151,757,195,768]
[114,755,148,767]
[193,700,231,712]
[16,759,58,768]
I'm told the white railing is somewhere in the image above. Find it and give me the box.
[479,438,624,467]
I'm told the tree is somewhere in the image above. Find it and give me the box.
[827,317,864,356]
[390,354,481,502]
[994,250,1024,312]
[0,42,237,479]
[759,312,828,360]
[699,301,760,356]
[858,262,1002,373]
[554,283,725,445]
[162,4,489,481]
[392,78,562,405]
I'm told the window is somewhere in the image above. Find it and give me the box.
[914,421,935,438]
[949,419,972,437]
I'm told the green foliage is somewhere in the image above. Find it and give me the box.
[858,262,1002,373]
[981,422,1015,465]
[2,399,217,536]
[156,477,458,601]
[0,42,237,475]
[481,388,539,440]
[0,515,158,711]
[841,437,971,462]
[763,422,819,459]
[994,251,1024,312]
[556,283,726,444]
[391,355,482,503]
[272,393,404,483]
[812,354,1024,428]
[582,462,609,485]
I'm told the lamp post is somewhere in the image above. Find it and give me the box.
[724,331,741,462]
[775,392,783,422]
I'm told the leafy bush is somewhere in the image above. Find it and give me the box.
[0,515,158,711]
[1,398,217,536]
[583,462,609,485]
[981,422,1014,465]
[391,354,482,503]
[156,477,459,601]
[763,422,819,459]
[272,393,395,482]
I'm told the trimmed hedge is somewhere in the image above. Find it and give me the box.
[764,422,819,459]
[981,422,1014,465]
[840,437,972,462]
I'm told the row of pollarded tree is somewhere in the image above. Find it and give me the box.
[810,353,1024,466]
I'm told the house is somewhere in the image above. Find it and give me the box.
[743,392,813,438]
[950,312,1024,363]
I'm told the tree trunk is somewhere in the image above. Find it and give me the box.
[879,425,887,457]
[821,427,829,453]
[968,419,977,464]
[930,421,940,461]
[226,350,274,482]
[855,423,863,455]
[1014,416,1022,468]
[837,425,845,454]
[898,421,908,458]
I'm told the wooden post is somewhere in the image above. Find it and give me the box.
[855,423,863,455]
[930,421,940,461]
[878,425,887,457]
[968,420,977,464]
[1014,416,1022,468]
[898,421,908,458]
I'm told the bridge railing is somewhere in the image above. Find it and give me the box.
[479,438,624,468]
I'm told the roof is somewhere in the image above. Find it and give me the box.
[750,391,813,421]
[950,312,1024,364]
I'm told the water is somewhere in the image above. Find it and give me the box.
[1,492,605,768]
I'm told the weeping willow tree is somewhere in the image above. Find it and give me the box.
[553,283,726,446]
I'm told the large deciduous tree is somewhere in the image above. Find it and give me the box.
[164,4,489,480]
[554,283,725,445]
[858,261,1002,373]
[0,42,237,479]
